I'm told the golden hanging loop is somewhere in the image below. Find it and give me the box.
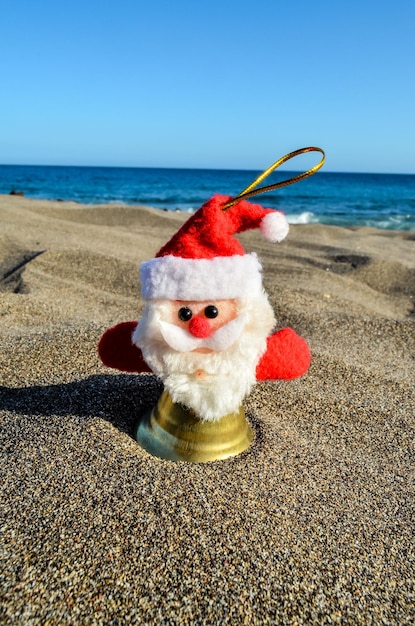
[222,146,325,211]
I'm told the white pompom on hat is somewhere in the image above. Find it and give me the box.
[140,194,289,301]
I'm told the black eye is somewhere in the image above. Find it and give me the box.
[178,307,192,322]
[204,305,218,319]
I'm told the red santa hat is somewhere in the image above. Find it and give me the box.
[140,194,289,301]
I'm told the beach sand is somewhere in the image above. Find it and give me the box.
[1,194,414,624]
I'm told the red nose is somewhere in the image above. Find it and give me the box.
[188,316,212,338]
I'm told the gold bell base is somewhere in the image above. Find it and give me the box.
[136,390,253,463]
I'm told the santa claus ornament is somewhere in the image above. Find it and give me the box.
[99,147,325,462]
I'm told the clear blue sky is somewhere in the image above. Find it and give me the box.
[1,0,414,173]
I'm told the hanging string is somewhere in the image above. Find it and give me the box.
[221,146,325,211]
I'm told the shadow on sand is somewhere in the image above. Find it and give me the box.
[0,374,164,438]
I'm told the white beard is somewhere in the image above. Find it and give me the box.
[133,294,275,422]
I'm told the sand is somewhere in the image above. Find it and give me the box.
[1,194,414,625]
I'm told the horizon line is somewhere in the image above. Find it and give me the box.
[0,162,414,177]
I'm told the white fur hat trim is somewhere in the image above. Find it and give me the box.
[140,253,263,301]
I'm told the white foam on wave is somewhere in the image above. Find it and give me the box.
[365,215,414,230]
[286,211,317,225]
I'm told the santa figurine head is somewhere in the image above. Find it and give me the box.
[99,194,311,460]
[133,193,290,421]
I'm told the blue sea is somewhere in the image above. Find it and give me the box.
[1,164,414,230]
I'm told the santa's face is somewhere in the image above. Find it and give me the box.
[156,299,249,354]
[133,294,275,421]
[169,300,237,340]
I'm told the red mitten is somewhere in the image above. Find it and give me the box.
[98,321,152,373]
[256,327,311,381]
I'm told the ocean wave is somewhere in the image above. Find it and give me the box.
[286,211,318,224]
[363,215,415,230]
[285,211,415,230]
